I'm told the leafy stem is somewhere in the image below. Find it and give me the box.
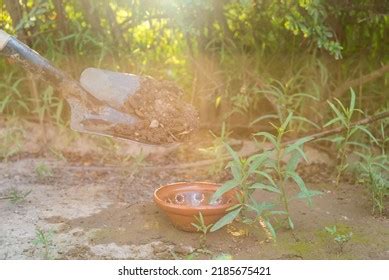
[210,112,321,238]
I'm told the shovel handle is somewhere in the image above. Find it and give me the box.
[0,30,99,106]
[0,30,71,86]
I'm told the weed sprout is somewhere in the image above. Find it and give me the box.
[323,89,378,185]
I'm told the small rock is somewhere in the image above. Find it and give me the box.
[155,251,171,259]
[149,120,159,128]
[174,244,194,255]
[152,242,168,253]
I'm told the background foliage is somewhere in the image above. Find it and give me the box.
[0,0,387,128]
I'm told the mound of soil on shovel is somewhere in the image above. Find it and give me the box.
[110,77,199,144]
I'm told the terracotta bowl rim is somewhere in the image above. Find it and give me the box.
[153,181,238,214]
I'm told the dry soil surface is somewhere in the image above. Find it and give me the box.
[0,123,388,260]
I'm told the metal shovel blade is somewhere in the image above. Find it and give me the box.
[80,68,141,110]
[68,68,144,142]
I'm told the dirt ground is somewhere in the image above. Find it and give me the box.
[0,121,388,260]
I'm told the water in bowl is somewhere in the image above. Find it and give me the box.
[165,190,231,207]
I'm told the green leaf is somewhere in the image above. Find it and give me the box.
[211,180,239,202]
[292,92,319,101]
[325,226,337,235]
[255,171,277,187]
[354,151,368,161]
[324,116,341,127]
[210,207,242,232]
[246,197,275,216]
[288,217,294,229]
[285,136,313,154]
[328,136,345,143]
[246,201,274,216]
[354,108,364,115]
[253,132,278,148]
[250,114,279,126]
[191,223,201,231]
[248,152,270,173]
[224,143,240,164]
[286,150,302,173]
[263,219,277,239]
[347,141,368,149]
[295,146,309,162]
[349,88,356,113]
[226,203,242,211]
[250,183,281,193]
[295,190,323,205]
[264,159,277,169]
[371,162,389,171]
[304,190,323,197]
[287,171,309,196]
[230,164,242,181]
[349,126,359,138]
[326,101,346,127]
[280,112,293,131]
[17,100,29,111]
[339,163,349,172]
[334,97,348,117]
[291,116,320,129]
[355,125,379,145]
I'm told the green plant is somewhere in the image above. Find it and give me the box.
[283,0,343,59]
[184,252,198,260]
[33,228,54,259]
[198,122,231,175]
[230,93,252,116]
[92,136,120,163]
[212,253,233,260]
[355,152,388,216]
[191,212,213,249]
[325,225,353,254]
[324,89,378,185]
[129,151,147,171]
[32,85,65,126]
[376,122,388,155]
[0,124,24,162]
[210,112,321,238]
[49,147,67,161]
[0,189,32,204]
[251,78,319,133]
[35,162,53,179]
[0,71,28,116]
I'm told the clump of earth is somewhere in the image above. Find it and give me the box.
[110,77,199,145]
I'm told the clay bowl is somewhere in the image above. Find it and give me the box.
[154,182,239,232]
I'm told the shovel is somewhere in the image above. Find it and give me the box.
[0,30,172,145]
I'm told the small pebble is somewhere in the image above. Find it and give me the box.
[149,120,159,128]
[174,244,194,255]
